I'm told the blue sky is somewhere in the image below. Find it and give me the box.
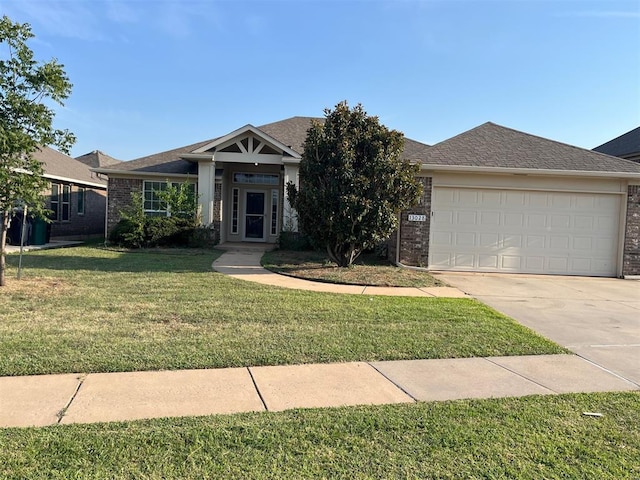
[2,0,639,160]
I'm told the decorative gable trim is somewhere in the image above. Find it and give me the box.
[191,124,301,159]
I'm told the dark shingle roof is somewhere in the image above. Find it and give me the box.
[34,147,107,187]
[75,150,122,168]
[257,116,322,154]
[421,122,640,173]
[99,116,431,175]
[109,138,212,174]
[593,126,640,158]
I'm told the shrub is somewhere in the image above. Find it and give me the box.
[109,219,144,248]
[278,231,313,251]
[188,226,218,248]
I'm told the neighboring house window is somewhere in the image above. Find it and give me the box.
[143,181,196,216]
[77,187,86,215]
[50,184,60,220]
[271,189,278,235]
[233,173,279,185]
[231,187,239,234]
[61,185,70,221]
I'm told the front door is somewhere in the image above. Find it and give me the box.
[244,191,265,241]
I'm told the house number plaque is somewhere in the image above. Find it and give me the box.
[408,214,427,222]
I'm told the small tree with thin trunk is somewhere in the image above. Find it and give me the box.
[0,15,74,286]
[287,102,422,267]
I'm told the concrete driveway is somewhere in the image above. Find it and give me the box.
[434,273,640,387]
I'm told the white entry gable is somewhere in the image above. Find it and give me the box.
[190,124,301,165]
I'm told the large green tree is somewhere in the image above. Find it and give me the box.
[0,15,74,286]
[287,102,422,267]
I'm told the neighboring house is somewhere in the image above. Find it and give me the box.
[593,126,640,163]
[76,150,122,169]
[34,146,108,240]
[93,117,640,278]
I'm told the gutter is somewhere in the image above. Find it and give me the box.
[43,173,106,189]
[90,168,194,180]
[419,164,640,179]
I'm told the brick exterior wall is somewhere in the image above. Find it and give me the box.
[397,177,432,267]
[46,183,107,239]
[623,184,640,276]
[107,177,143,234]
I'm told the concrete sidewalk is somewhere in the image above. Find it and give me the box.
[212,250,467,297]
[1,355,636,428]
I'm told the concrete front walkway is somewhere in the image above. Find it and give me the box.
[1,354,636,428]
[212,249,467,297]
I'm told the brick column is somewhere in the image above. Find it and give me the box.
[623,184,640,277]
[398,177,432,267]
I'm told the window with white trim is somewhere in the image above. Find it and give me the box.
[271,189,278,235]
[233,173,279,185]
[231,188,239,234]
[61,185,70,221]
[50,184,60,220]
[77,187,86,215]
[143,181,196,216]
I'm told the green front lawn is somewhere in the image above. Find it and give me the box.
[0,246,565,376]
[2,392,638,479]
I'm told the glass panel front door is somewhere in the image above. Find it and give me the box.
[245,192,265,240]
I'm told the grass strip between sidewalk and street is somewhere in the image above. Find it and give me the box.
[1,392,639,479]
[1,246,565,376]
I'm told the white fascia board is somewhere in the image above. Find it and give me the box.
[191,124,301,159]
[282,157,301,166]
[89,169,194,181]
[179,153,215,161]
[419,164,640,179]
[42,173,106,189]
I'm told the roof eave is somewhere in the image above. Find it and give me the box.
[43,173,106,189]
[90,168,194,179]
[419,164,640,179]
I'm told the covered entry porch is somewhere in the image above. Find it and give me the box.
[183,124,301,245]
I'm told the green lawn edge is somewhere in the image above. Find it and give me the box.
[2,392,638,479]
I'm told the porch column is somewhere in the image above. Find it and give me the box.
[197,158,216,226]
[283,164,299,232]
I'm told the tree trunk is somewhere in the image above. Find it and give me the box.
[0,211,9,287]
[327,243,361,268]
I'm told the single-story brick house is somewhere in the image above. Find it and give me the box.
[93,117,640,278]
[34,146,109,240]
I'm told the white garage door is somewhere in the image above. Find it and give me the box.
[429,187,621,276]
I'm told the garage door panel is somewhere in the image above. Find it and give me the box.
[432,231,452,246]
[526,235,546,248]
[480,211,500,226]
[479,255,498,268]
[479,233,498,247]
[455,254,475,268]
[526,214,546,228]
[455,232,476,247]
[501,256,523,270]
[525,256,545,271]
[505,213,524,227]
[429,187,620,276]
[457,211,477,225]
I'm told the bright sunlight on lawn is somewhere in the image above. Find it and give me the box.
[1,245,565,376]
[2,392,638,479]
